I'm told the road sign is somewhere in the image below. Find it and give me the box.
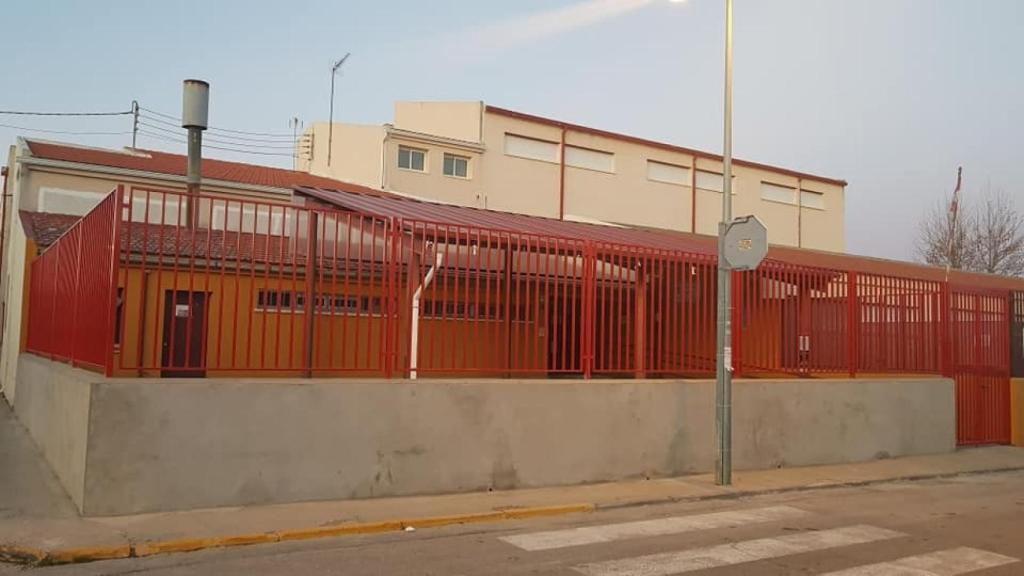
[723,215,767,270]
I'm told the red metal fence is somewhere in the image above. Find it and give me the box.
[23,185,1021,443]
[25,192,119,371]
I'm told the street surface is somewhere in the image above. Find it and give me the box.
[4,471,1024,575]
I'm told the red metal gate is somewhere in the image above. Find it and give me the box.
[948,287,1011,445]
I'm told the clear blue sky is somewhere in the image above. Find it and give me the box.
[3,0,1022,260]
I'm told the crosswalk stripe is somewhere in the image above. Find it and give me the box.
[819,547,1018,575]
[573,524,905,576]
[500,505,809,551]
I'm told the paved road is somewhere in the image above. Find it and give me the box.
[5,470,1024,575]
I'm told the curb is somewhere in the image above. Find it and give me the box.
[596,465,1024,512]
[4,467,1022,567]
[1,503,596,567]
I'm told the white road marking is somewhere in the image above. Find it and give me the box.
[573,524,905,576]
[500,505,809,551]
[819,547,1018,575]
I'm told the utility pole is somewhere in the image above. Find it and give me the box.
[131,100,139,148]
[715,0,734,487]
[328,53,350,167]
[182,79,209,229]
[290,117,302,171]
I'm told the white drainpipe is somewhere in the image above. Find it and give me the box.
[410,252,444,380]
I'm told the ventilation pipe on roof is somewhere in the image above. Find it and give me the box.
[182,79,209,228]
[409,251,445,380]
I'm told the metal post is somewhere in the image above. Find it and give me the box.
[131,100,139,149]
[328,54,351,167]
[715,0,734,487]
[181,80,209,229]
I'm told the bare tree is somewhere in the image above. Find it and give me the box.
[916,199,974,271]
[971,191,1024,277]
[916,188,1024,277]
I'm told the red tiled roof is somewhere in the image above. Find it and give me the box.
[19,211,83,248]
[24,140,363,191]
[119,223,304,266]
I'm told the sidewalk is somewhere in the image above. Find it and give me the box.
[3,398,1024,566]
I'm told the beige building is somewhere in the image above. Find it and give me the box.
[300,101,848,253]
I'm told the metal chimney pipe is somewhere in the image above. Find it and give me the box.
[182,79,209,228]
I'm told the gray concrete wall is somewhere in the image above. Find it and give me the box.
[12,354,957,516]
[78,373,955,516]
[12,355,93,511]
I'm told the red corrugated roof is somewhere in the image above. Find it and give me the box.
[295,186,717,255]
[296,185,1024,291]
[25,140,361,191]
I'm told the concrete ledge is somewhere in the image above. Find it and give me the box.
[14,354,957,516]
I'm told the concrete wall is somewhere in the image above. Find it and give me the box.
[11,354,954,516]
[12,355,93,511]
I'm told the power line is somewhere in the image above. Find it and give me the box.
[137,113,297,144]
[137,130,294,157]
[137,121,297,150]
[0,122,131,136]
[0,109,132,116]
[139,107,296,138]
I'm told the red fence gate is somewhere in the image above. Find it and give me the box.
[948,287,1011,445]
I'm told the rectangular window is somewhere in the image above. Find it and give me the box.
[695,170,725,193]
[800,189,826,209]
[398,146,426,172]
[761,182,797,204]
[443,153,470,178]
[565,145,615,173]
[504,133,559,163]
[647,160,691,186]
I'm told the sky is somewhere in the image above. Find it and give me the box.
[2,0,1022,260]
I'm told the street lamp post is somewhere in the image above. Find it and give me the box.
[715,0,734,486]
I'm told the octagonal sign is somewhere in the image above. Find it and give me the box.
[723,215,767,270]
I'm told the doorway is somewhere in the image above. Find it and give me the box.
[161,290,208,377]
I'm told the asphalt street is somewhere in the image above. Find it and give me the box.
[5,470,1024,575]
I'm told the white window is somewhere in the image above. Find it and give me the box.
[443,153,470,178]
[647,160,691,186]
[800,189,826,209]
[695,170,725,193]
[504,133,558,163]
[398,146,426,172]
[761,182,797,204]
[565,145,615,173]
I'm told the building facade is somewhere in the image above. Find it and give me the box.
[300,101,848,253]
[0,139,357,402]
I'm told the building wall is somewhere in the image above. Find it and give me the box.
[393,101,483,143]
[382,134,485,209]
[111,266,547,378]
[14,355,956,515]
[306,103,846,252]
[298,123,385,189]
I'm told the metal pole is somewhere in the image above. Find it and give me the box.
[131,100,139,149]
[186,127,202,228]
[328,53,351,168]
[328,71,336,167]
[715,0,734,487]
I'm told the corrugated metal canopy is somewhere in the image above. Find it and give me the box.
[295,185,1024,291]
[295,186,716,255]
